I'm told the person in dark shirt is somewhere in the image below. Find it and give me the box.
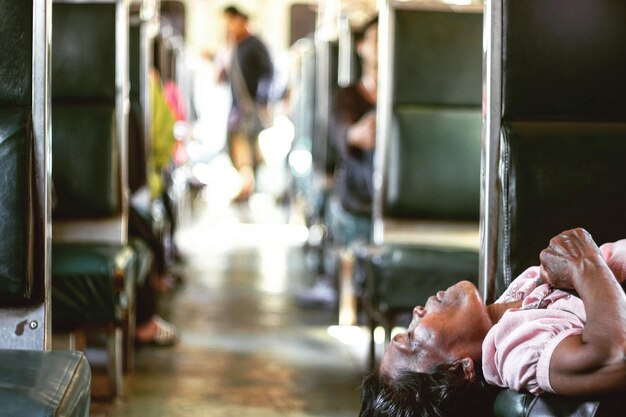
[223,5,273,201]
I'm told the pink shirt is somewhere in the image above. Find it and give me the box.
[482,267,586,395]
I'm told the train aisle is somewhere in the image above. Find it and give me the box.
[93,189,366,416]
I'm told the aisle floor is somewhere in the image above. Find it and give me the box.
[93,193,368,416]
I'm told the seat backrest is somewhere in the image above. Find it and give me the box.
[51,0,129,244]
[482,0,626,301]
[0,0,52,349]
[373,2,483,244]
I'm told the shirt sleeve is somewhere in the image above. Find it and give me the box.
[482,309,585,395]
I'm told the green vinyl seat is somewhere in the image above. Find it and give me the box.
[49,0,131,398]
[355,244,479,318]
[0,350,91,417]
[354,5,483,368]
[485,1,626,415]
[0,107,33,303]
[51,244,136,327]
[0,0,92,414]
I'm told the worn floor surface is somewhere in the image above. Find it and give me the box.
[92,194,367,416]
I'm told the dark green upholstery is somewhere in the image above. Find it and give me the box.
[0,349,91,417]
[493,1,626,415]
[383,9,483,220]
[129,25,141,103]
[51,244,136,326]
[394,10,483,106]
[0,108,35,302]
[385,107,481,219]
[496,0,626,296]
[357,7,483,369]
[0,1,93,413]
[128,25,149,192]
[51,2,120,219]
[51,3,116,101]
[494,390,622,417]
[0,0,32,105]
[496,122,626,295]
[52,104,120,218]
[502,1,626,121]
[355,244,479,315]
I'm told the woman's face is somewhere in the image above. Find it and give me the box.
[379,280,492,379]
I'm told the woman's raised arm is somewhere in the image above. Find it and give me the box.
[540,228,626,395]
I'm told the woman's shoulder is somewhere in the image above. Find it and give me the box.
[496,266,544,304]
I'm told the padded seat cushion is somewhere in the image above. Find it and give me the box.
[394,10,483,107]
[497,121,626,294]
[494,389,622,417]
[354,243,479,313]
[51,3,116,101]
[385,107,481,220]
[52,104,119,218]
[0,107,33,302]
[51,243,136,325]
[0,349,90,417]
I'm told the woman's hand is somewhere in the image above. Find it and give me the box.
[539,228,604,289]
[600,239,626,284]
[541,229,626,395]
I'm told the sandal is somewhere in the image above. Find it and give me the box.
[136,316,179,347]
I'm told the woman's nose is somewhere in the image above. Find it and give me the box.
[413,306,426,318]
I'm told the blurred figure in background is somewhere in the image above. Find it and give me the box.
[328,16,378,245]
[298,16,378,307]
[220,5,274,202]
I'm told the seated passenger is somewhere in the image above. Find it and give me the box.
[297,16,378,307]
[359,228,626,417]
[328,16,378,246]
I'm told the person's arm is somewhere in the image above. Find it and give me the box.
[539,228,626,395]
[346,111,376,151]
[600,239,626,284]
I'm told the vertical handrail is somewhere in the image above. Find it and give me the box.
[372,0,394,244]
[479,0,502,304]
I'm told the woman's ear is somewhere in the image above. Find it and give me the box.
[452,358,476,381]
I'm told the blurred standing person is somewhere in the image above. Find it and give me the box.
[222,5,274,201]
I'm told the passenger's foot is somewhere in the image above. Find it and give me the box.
[135,315,179,347]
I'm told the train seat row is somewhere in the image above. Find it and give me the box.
[353,6,483,368]
[0,0,92,415]
[485,1,626,415]
[0,0,184,413]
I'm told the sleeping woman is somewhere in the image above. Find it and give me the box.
[359,228,626,417]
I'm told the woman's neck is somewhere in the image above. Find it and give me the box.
[486,300,523,325]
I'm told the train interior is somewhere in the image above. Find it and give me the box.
[1,0,626,417]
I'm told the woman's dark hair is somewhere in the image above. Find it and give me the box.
[359,361,501,417]
[224,5,248,21]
